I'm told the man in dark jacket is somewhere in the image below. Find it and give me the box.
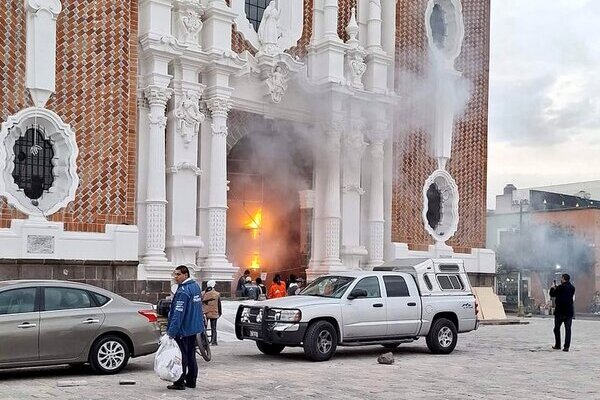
[166,265,204,390]
[549,273,576,352]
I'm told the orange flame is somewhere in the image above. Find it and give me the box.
[250,255,260,269]
[245,209,262,239]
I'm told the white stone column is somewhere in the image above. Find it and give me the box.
[323,120,344,268]
[165,61,205,268]
[323,0,340,40]
[367,121,387,268]
[197,95,236,280]
[341,117,368,269]
[141,85,173,268]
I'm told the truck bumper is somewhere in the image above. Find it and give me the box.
[235,305,308,345]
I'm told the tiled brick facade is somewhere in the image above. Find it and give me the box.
[0,1,138,233]
[392,0,489,252]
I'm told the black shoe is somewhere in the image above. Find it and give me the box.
[552,346,561,350]
[167,384,185,390]
[211,342,218,346]
[185,382,196,389]
[563,348,569,352]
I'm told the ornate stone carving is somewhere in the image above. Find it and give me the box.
[144,86,172,107]
[179,9,203,44]
[210,123,228,137]
[205,97,232,117]
[148,114,168,130]
[368,220,385,264]
[258,1,282,56]
[342,184,365,195]
[26,0,62,16]
[208,208,227,255]
[146,202,166,252]
[174,91,205,147]
[325,218,341,259]
[167,162,202,175]
[345,8,367,89]
[370,142,385,160]
[266,65,288,103]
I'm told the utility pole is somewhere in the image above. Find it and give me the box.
[513,198,529,317]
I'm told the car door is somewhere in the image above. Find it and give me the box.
[39,286,106,361]
[383,275,422,336]
[0,287,40,364]
[341,276,387,339]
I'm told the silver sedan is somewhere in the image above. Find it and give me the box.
[0,280,160,374]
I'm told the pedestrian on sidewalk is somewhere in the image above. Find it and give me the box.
[550,273,576,352]
[256,277,267,301]
[166,265,204,390]
[202,280,222,346]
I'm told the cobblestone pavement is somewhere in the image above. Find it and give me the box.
[1,317,599,400]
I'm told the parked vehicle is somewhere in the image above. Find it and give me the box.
[0,280,160,374]
[235,258,479,361]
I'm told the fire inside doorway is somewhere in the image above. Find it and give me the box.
[226,124,313,283]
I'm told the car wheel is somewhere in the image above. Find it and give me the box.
[381,343,401,350]
[89,335,130,374]
[303,320,337,362]
[426,318,458,354]
[256,341,285,355]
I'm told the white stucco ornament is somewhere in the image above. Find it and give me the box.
[266,65,288,103]
[0,107,79,219]
[179,9,203,44]
[174,91,205,147]
[422,169,459,243]
[345,8,367,89]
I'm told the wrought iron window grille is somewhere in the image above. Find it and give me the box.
[12,124,55,201]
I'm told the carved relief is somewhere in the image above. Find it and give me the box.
[167,162,202,176]
[370,142,385,160]
[174,91,205,146]
[146,202,166,251]
[210,123,228,137]
[144,86,172,107]
[206,97,232,117]
[208,208,227,255]
[342,184,365,195]
[148,114,168,130]
[179,9,203,44]
[345,8,367,89]
[369,221,384,264]
[266,65,288,103]
[325,218,341,259]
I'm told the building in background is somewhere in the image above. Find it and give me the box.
[488,183,600,313]
[0,0,493,300]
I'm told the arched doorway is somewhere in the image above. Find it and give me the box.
[226,116,313,284]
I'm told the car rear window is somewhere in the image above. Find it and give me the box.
[383,276,410,297]
[89,291,111,306]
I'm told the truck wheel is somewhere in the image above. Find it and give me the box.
[256,341,285,355]
[303,320,337,362]
[426,318,458,354]
[89,335,130,374]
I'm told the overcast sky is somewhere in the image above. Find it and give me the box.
[487,0,600,209]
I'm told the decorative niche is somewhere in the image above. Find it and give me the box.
[424,0,465,63]
[422,169,459,243]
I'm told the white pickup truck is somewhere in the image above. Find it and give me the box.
[235,258,479,361]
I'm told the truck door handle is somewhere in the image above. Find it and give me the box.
[373,303,383,308]
[407,302,417,307]
[17,322,37,329]
[82,318,100,324]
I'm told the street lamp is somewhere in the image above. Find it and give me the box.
[512,198,529,317]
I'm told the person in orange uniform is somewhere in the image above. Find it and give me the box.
[268,274,287,299]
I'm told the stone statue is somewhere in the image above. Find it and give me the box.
[258,1,281,55]
[266,66,287,103]
[174,91,205,146]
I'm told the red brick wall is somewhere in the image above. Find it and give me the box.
[0,1,138,233]
[392,0,490,252]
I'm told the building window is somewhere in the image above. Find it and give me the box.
[12,125,55,200]
[245,0,273,31]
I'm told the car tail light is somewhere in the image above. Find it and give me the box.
[475,300,480,316]
[138,310,158,323]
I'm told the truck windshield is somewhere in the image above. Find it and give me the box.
[300,276,355,298]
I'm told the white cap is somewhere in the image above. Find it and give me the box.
[207,280,216,288]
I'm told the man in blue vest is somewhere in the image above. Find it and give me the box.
[166,265,204,390]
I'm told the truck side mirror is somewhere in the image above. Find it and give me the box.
[348,288,368,300]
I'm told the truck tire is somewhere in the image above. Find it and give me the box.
[256,341,285,355]
[426,318,458,354]
[303,320,338,362]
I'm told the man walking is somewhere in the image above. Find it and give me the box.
[550,273,576,352]
[166,265,204,390]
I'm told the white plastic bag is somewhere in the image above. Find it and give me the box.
[154,335,183,382]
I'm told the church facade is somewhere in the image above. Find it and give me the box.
[0,0,493,300]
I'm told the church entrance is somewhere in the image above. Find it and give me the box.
[226,117,313,284]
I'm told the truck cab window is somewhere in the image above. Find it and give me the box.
[383,276,410,297]
[353,277,381,298]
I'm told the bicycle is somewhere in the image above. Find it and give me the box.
[195,315,211,362]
